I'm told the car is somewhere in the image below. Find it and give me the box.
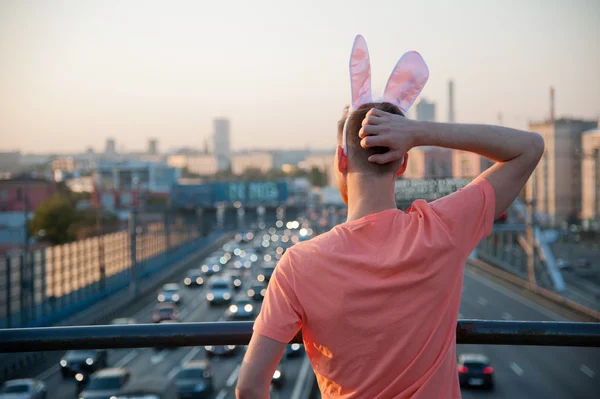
[152,303,179,323]
[204,345,237,358]
[225,299,255,320]
[0,379,47,399]
[223,271,243,291]
[271,365,284,389]
[79,368,131,399]
[184,268,205,287]
[158,283,182,304]
[247,282,267,301]
[59,349,108,378]
[200,257,222,276]
[285,343,303,358]
[175,360,214,399]
[457,354,495,390]
[205,277,233,306]
[111,317,136,325]
[114,376,178,399]
[257,265,276,283]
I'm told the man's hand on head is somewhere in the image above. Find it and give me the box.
[359,108,420,164]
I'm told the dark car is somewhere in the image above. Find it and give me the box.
[157,283,182,304]
[247,282,267,301]
[184,268,205,287]
[285,343,303,358]
[223,271,243,291]
[152,303,179,323]
[0,379,47,399]
[271,364,284,389]
[257,265,275,283]
[457,354,494,390]
[205,277,233,306]
[60,349,108,378]
[115,375,178,399]
[200,257,222,276]
[204,345,237,358]
[79,368,131,399]
[175,360,214,399]
[225,299,255,320]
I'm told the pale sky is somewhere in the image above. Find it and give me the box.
[0,0,599,154]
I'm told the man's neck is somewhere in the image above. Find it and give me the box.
[345,173,398,222]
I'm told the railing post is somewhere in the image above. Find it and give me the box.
[526,199,538,287]
[6,256,11,328]
[129,209,139,298]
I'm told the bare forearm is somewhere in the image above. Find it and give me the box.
[413,121,543,162]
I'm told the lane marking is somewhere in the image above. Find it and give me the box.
[291,356,312,399]
[580,364,595,378]
[510,362,524,376]
[115,349,139,368]
[151,350,167,364]
[464,270,567,321]
[37,364,60,380]
[502,312,513,320]
[167,366,181,380]
[215,389,228,399]
[226,364,241,387]
[180,346,202,365]
[477,297,488,306]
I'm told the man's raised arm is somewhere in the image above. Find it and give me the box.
[360,109,545,218]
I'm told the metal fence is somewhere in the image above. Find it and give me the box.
[1,320,599,353]
[0,210,208,329]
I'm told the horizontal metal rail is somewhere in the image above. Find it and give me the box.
[0,320,599,353]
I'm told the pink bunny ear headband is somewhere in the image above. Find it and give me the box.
[342,34,430,155]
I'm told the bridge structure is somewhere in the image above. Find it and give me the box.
[1,178,599,398]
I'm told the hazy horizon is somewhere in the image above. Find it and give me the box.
[1,0,599,154]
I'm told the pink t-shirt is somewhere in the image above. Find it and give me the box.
[254,177,496,398]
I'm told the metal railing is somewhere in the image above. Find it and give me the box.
[1,320,599,353]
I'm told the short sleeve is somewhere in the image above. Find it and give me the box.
[253,253,304,343]
[430,176,496,254]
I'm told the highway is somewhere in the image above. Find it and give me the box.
[27,230,599,399]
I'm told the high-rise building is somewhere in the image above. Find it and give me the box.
[581,129,600,228]
[213,118,231,171]
[415,98,436,122]
[105,138,116,155]
[448,80,455,123]
[148,138,158,155]
[528,118,598,226]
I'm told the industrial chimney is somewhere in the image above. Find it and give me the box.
[448,80,455,123]
[550,86,555,122]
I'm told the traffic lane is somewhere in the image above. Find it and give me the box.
[459,273,598,398]
[462,269,600,381]
[43,267,217,398]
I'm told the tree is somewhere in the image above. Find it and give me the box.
[29,194,78,245]
[308,167,327,187]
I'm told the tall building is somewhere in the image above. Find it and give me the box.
[581,129,600,228]
[448,80,455,123]
[451,151,494,179]
[404,148,453,180]
[214,118,231,171]
[415,98,436,122]
[148,138,158,155]
[105,138,116,155]
[231,152,274,175]
[528,118,598,226]
[168,154,218,176]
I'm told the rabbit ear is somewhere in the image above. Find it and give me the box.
[383,51,429,113]
[349,34,372,109]
[343,35,372,155]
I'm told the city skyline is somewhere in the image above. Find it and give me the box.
[1,0,599,153]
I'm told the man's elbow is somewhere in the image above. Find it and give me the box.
[235,383,265,399]
[528,132,545,160]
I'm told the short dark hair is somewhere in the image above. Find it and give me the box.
[337,102,405,175]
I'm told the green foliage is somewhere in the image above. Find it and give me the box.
[308,167,327,187]
[29,194,78,245]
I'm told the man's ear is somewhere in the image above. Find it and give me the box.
[395,153,409,177]
[337,146,348,174]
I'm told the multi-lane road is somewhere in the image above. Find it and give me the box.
[26,234,599,399]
